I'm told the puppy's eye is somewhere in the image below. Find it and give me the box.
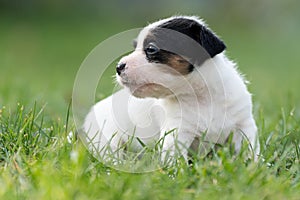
[145,43,160,55]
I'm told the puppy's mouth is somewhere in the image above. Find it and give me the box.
[120,79,172,98]
[133,83,173,98]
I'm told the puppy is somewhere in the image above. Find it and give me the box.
[82,16,260,163]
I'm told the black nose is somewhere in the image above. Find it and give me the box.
[116,63,126,75]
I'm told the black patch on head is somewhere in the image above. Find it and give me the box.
[143,34,195,75]
[142,17,226,74]
[199,24,226,58]
[157,17,226,58]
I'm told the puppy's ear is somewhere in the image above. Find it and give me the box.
[199,25,226,58]
[155,17,226,58]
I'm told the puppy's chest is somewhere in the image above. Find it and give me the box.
[158,99,233,134]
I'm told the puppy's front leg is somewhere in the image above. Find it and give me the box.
[160,129,195,163]
[237,118,260,161]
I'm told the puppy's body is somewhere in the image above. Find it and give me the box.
[83,16,260,161]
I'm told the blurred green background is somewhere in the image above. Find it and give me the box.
[1,0,300,116]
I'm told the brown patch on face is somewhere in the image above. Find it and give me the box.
[143,30,194,75]
[166,54,193,75]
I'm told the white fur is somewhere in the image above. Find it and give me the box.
[82,16,260,161]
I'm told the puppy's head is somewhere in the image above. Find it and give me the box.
[116,16,226,98]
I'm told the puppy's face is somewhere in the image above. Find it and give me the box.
[116,16,226,98]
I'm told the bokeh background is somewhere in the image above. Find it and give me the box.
[1,0,300,116]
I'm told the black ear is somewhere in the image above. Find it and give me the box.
[199,25,226,57]
[157,17,226,58]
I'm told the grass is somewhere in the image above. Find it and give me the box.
[1,14,300,199]
[0,103,299,199]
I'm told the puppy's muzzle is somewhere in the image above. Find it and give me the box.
[116,62,126,75]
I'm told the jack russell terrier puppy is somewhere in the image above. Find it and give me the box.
[82,16,260,163]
